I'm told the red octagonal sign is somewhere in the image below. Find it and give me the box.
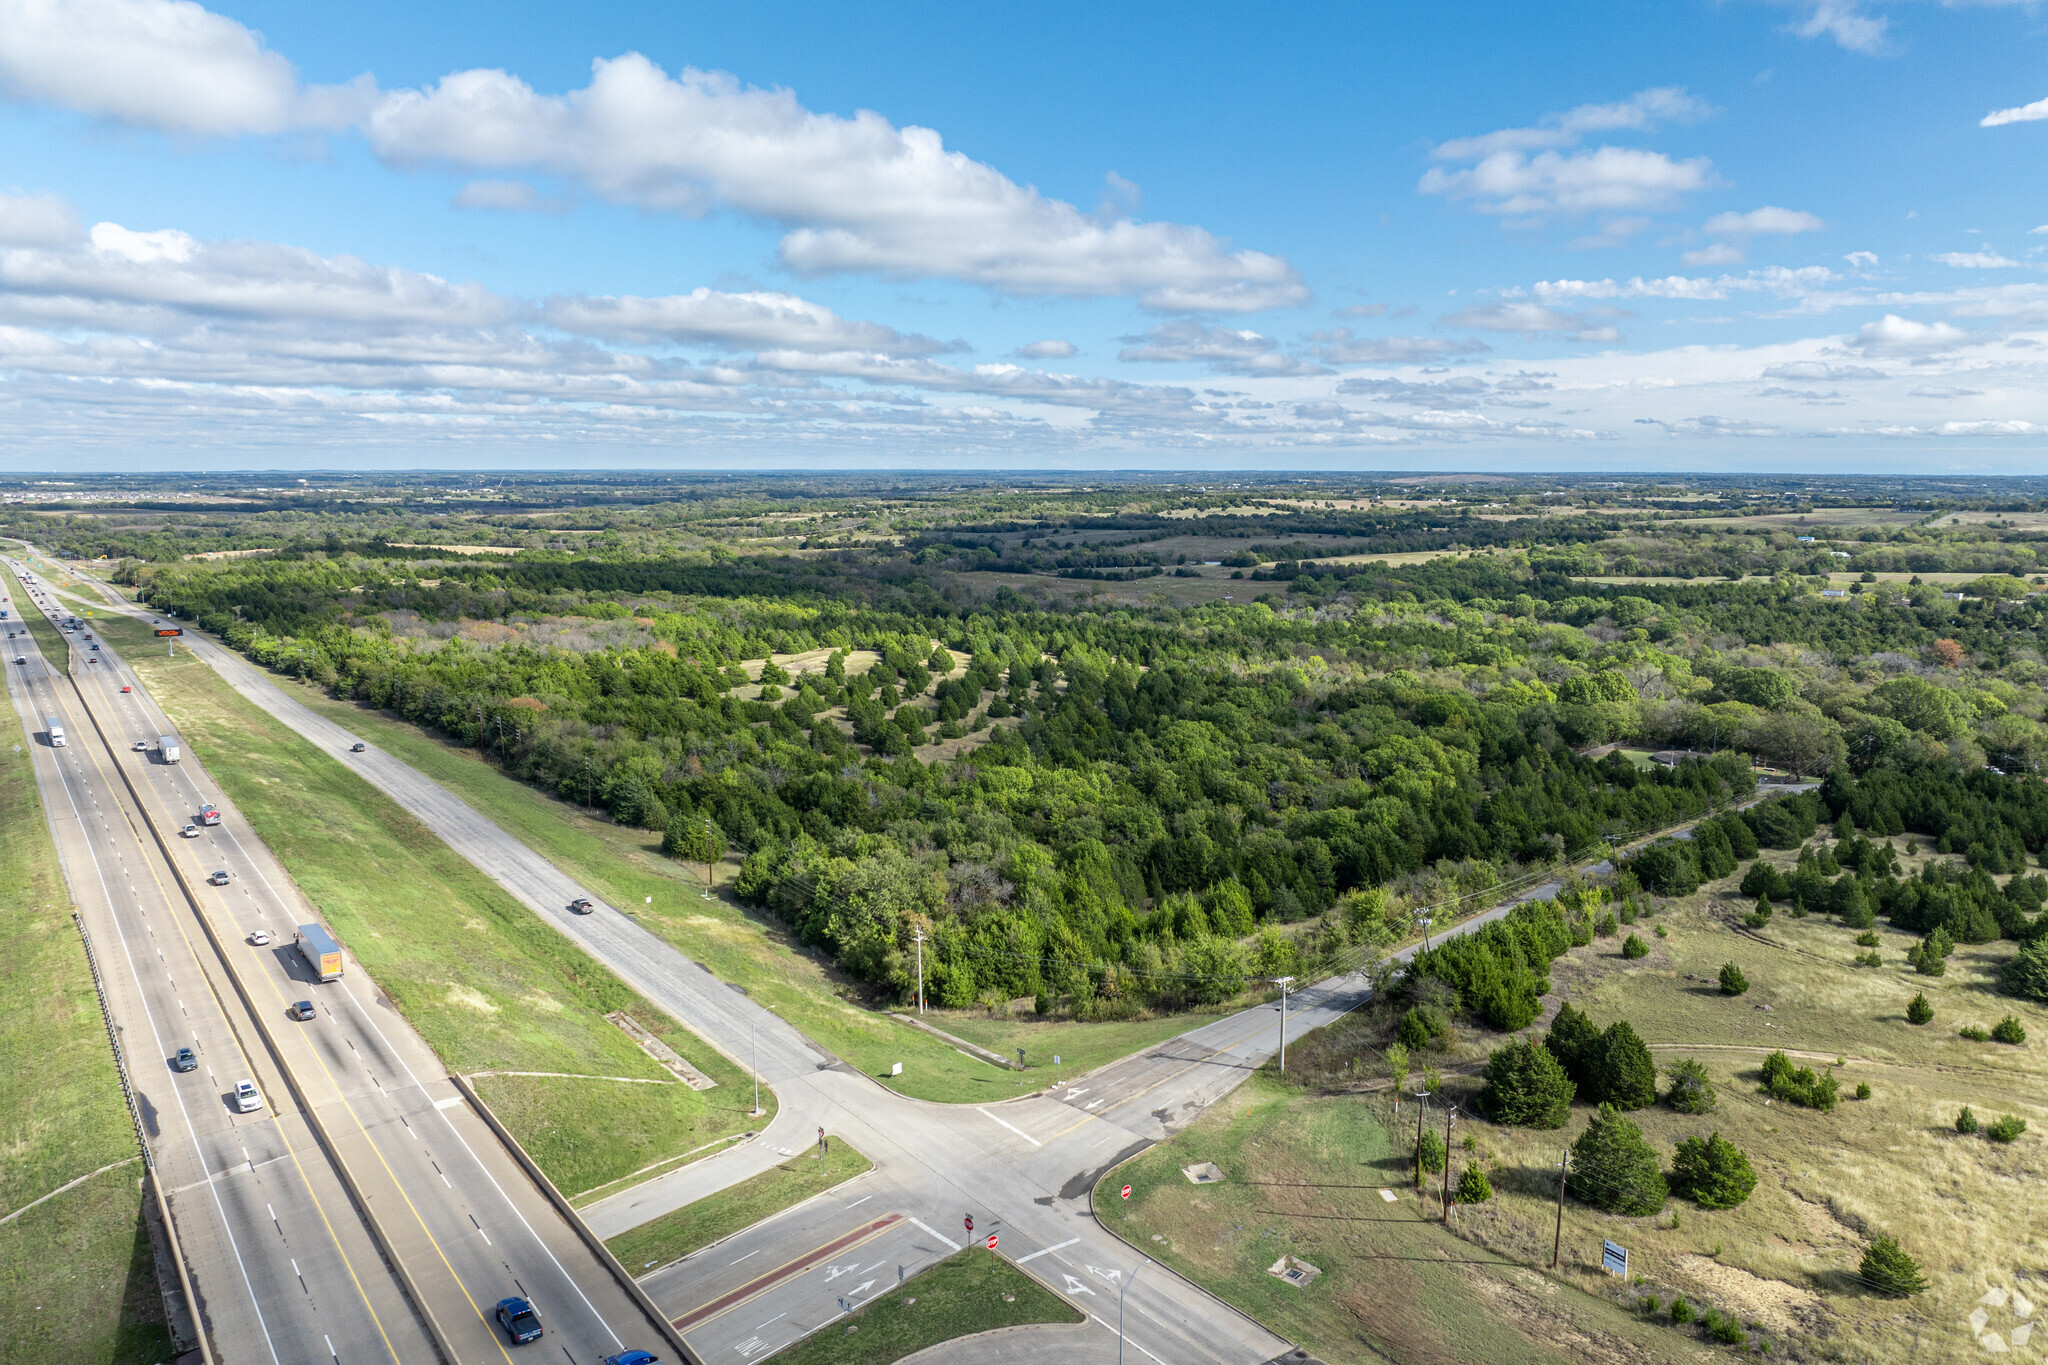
[985,1233,998,1250]
[1121,1184,1132,1200]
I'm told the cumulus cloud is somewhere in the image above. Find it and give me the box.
[1309,332,1490,365]
[1116,320,1329,377]
[1787,0,1889,54]
[0,190,80,245]
[1851,314,1969,356]
[1529,266,1836,302]
[1335,372,1553,410]
[1012,339,1077,360]
[1704,206,1825,236]
[1932,250,2021,268]
[1760,360,1886,380]
[1983,94,2048,127]
[1440,301,1625,341]
[543,288,954,355]
[1681,243,1747,267]
[0,0,374,135]
[1844,250,1879,268]
[1420,87,1714,218]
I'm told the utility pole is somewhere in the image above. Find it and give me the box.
[1275,975,1294,1071]
[1417,911,1433,953]
[1551,1151,1569,1269]
[913,929,926,1014]
[1413,1088,1429,1187]
[1441,1103,1457,1223]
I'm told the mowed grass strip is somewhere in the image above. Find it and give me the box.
[278,681,1232,1102]
[767,1247,1082,1365]
[0,564,173,1365]
[604,1138,872,1272]
[120,642,764,1196]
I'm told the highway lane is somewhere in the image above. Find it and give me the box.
[2,602,431,1364]
[25,573,668,1365]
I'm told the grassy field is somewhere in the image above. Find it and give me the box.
[604,1138,872,1273]
[0,561,173,1365]
[262,675,1249,1104]
[1237,838,2048,1364]
[1103,1070,1696,1365]
[768,1247,1082,1365]
[115,635,764,1197]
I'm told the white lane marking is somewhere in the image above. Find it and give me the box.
[1091,1313,1168,1365]
[844,1194,872,1209]
[730,1248,761,1265]
[1016,1237,1080,1265]
[754,1312,785,1330]
[907,1217,962,1251]
[433,1095,463,1110]
[1064,1273,1097,1296]
[975,1106,1042,1147]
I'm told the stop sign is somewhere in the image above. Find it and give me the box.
[986,1233,998,1250]
[1121,1184,1132,1200]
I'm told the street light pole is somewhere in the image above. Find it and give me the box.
[1117,1256,1152,1365]
[751,1005,775,1118]
[1274,975,1294,1071]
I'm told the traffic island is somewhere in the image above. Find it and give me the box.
[767,1247,1081,1365]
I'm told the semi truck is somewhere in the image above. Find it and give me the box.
[295,924,344,981]
[46,717,64,747]
[158,736,180,764]
[197,802,221,826]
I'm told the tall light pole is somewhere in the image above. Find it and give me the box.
[751,1004,776,1118]
[1117,1256,1152,1365]
[1274,976,1295,1071]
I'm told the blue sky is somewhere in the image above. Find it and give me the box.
[4,0,2048,471]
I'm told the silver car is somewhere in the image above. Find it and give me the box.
[232,1079,262,1113]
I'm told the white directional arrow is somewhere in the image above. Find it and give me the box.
[1063,1088,1090,1100]
[1087,1265,1123,1285]
[823,1262,860,1281]
[1063,1274,1097,1296]
[846,1280,876,1299]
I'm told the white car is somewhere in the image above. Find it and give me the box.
[131,740,148,752]
[232,1079,262,1113]
[248,929,271,945]
[180,824,200,838]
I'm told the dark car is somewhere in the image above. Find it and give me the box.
[604,1353,660,1365]
[349,741,366,753]
[569,898,594,915]
[171,1046,197,1072]
[494,1296,543,1345]
[287,1001,317,1021]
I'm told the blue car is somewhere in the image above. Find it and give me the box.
[171,1047,197,1072]
[494,1296,542,1345]
[604,1354,660,1365]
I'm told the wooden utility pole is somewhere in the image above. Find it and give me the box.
[1413,1091,1428,1188]
[1551,1151,1569,1269]
[1441,1104,1457,1223]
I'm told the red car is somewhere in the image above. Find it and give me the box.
[121,685,132,693]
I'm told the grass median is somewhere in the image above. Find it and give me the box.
[768,1246,1082,1365]
[604,1137,872,1273]
[117,639,765,1197]
[0,566,173,1365]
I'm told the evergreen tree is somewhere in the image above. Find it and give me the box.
[1861,1236,1927,1297]
[1591,1021,1658,1110]
[1671,1132,1756,1209]
[1455,1162,1493,1204]
[1479,1037,1575,1128]
[1719,962,1749,996]
[1663,1058,1717,1114]
[2001,939,2048,1003]
[1906,993,1934,1025]
[1571,1104,1668,1216]
[1545,1002,1602,1090]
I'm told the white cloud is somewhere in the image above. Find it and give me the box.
[543,288,951,355]
[1421,88,1714,219]
[88,221,196,263]
[1788,1,1889,54]
[1428,88,1711,161]
[1704,205,1825,236]
[0,190,79,245]
[361,55,1305,311]
[0,0,374,135]
[1983,94,2048,127]
[1932,250,2021,268]
[1844,250,1879,267]
[1851,313,1968,355]
[1310,333,1490,365]
[1013,339,1077,360]
[452,180,570,213]
[1760,361,1886,380]
[1116,320,1329,377]
[1529,266,1836,302]
[1682,243,1747,267]
[1909,384,1983,398]
[1440,301,1624,342]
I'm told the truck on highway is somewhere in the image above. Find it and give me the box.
[197,802,221,825]
[295,923,344,982]
[45,717,64,747]
[158,736,180,764]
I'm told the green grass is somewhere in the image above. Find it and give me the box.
[275,681,1238,1103]
[603,1138,872,1272]
[0,561,173,1365]
[768,1247,1082,1365]
[1104,1070,1696,1365]
[120,643,765,1197]
[4,562,70,668]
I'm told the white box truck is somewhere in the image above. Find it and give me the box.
[46,717,64,747]
[295,924,344,982]
[159,736,180,764]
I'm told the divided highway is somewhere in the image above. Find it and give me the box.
[6,560,671,1365]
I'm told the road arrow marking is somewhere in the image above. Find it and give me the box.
[1088,1264,1123,1284]
[1063,1273,1097,1296]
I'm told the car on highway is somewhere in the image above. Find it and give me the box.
[232,1079,262,1113]
[131,739,148,751]
[90,643,98,650]
[494,1296,543,1345]
[603,1353,660,1365]
[180,824,200,838]
[569,898,594,914]
[349,741,367,753]
[12,657,21,666]
[207,870,230,886]
[287,1000,317,1022]
[171,1047,197,1072]
[248,930,271,945]
[121,684,131,692]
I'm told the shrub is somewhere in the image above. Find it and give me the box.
[1992,1016,2028,1045]
[1621,933,1649,960]
[1861,1235,1927,1296]
[1654,923,1667,937]
[1479,1038,1575,1128]
[1759,1051,1838,1110]
[1595,910,1618,938]
[1956,1105,1980,1133]
[1672,1131,1758,1209]
[1854,951,1883,967]
[1592,1021,1658,1110]
[1961,1025,1991,1042]
[1455,1162,1493,1204]
[1855,1082,1872,1100]
[1417,1128,1447,1174]
[1854,931,1880,948]
[1664,1058,1717,1114]
[1719,963,1749,996]
[1398,1004,1449,1050]
[1987,1115,2028,1143]
[1671,1294,1697,1324]
[1702,1308,1747,1345]
[1571,1104,1668,1215]
[1545,1002,1603,1091]
[1906,993,1934,1025]
[2002,939,2048,1002]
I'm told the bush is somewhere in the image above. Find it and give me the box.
[1664,1058,1717,1114]
[1987,1115,2028,1143]
[1671,1132,1757,1209]
[1571,1104,1668,1215]
[1479,1038,1576,1128]
[1719,963,1749,996]
[1455,1162,1493,1204]
[1621,933,1649,960]
[1861,1235,1927,1296]
[1961,1025,1991,1042]
[2002,939,2048,1002]
[1592,1021,1659,1110]
[1630,838,1702,896]
[1702,1307,1747,1345]
[1855,1082,1872,1100]
[1992,1015,2028,1045]
[1906,993,1934,1025]
[1759,1050,1839,1110]
[1417,1128,1447,1174]
[1957,1105,1980,1134]
[1854,931,1880,948]
[1671,1294,1697,1324]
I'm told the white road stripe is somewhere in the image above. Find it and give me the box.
[1016,1237,1080,1265]
[975,1106,1042,1147]
[907,1217,962,1251]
